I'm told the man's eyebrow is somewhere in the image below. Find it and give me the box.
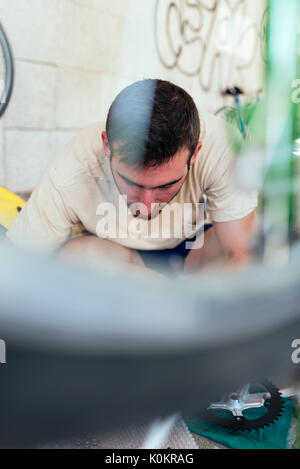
[117,172,183,189]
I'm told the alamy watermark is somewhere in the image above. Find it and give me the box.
[291,79,300,103]
[0,339,6,364]
[291,339,300,364]
[96,196,206,249]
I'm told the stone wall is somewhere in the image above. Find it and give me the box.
[0,0,265,194]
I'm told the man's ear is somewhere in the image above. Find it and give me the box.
[101,131,111,159]
[190,141,202,166]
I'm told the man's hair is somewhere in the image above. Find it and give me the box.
[105,79,200,168]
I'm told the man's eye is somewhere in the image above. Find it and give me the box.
[160,184,173,191]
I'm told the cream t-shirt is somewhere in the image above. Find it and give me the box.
[7,111,258,254]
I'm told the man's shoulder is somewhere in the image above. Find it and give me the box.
[64,122,105,160]
[74,121,105,143]
[199,110,243,146]
[199,110,229,143]
[192,110,243,188]
[47,122,107,188]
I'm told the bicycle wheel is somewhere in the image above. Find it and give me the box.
[0,242,299,446]
[0,22,14,118]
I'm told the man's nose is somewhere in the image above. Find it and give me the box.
[140,189,155,215]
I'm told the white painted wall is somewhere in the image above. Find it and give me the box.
[0,0,266,194]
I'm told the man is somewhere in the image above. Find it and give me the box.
[6,79,258,275]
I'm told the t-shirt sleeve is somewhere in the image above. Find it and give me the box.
[6,172,77,254]
[204,127,258,223]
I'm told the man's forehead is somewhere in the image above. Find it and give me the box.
[114,150,191,189]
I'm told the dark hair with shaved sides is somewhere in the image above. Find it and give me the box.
[106,79,200,168]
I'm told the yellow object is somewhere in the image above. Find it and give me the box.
[0,187,26,229]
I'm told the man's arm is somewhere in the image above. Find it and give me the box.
[6,172,77,255]
[213,209,257,267]
[201,117,258,268]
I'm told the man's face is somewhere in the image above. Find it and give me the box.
[102,132,201,219]
[112,149,190,219]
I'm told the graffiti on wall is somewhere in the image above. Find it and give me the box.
[155,0,266,94]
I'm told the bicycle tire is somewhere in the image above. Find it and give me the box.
[0,22,14,118]
[0,243,299,446]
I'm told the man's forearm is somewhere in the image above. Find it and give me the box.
[213,211,257,269]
